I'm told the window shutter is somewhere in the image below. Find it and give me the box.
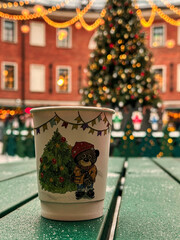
[30,64,45,92]
[30,22,45,46]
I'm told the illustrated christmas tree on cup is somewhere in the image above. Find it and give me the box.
[39,129,76,194]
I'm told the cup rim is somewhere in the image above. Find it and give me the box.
[30,106,115,114]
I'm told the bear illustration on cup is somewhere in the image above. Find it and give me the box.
[71,142,99,200]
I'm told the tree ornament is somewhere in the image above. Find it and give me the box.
[134,34,139,39]
[50,178,53,182]
[59,177,64,183]
[56,143,60,148]
[41,172,44,178]
[61,137,66,142]
[52,158,57,164]
[102,66,107,70]
[60,165,64,171]
[40,157,43,163]
[140,72,145,77]
[109,43,114,48]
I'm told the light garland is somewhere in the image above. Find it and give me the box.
[168,112,180,119]
[159,0,180,16]
[0,1,35,9]
[147,0,180,26]
[0,0,71,21]
[134,1,156,27]
[76,8,105,31]
[0,0,180,30]
[42,0,95,28]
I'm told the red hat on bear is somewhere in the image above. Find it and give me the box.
[72,142,94,159]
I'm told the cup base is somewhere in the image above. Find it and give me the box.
[41,200,104,221]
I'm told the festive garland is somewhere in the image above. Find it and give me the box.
[34,111,112,136]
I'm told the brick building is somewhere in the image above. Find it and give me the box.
[0,1,180,127]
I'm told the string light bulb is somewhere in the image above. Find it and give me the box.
[57,76,64,86]
[58,29,68,40]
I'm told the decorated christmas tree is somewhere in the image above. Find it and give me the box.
[81,0,161,109]
[39,129,76,193]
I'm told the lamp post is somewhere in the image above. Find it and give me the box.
[20,21,30,110]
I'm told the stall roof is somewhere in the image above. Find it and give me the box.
[5,0,180,10]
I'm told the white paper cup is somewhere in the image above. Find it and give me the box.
[31,106,115,221]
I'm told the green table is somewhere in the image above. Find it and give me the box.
[152,157,180,183]
[115,157,180,240]
[1,157,179,239]
[0,157,125,240]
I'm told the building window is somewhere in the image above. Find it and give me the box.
[1,62,18,90]
[152,66,166,92]
[2,19,17,43]
[56,66,71,93]
[56,27,72,48]
[30,22,46,46]
[177,64,180,92]
[30,64,45,92]
[151,25,165,47]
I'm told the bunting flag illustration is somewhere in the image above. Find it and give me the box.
[43,123,48,132]
[34,111,112,136]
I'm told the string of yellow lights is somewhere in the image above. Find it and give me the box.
[0,0,180,29]
[0,0,35,9]
[76,8,105,31]
[147,0,180,26]
[42,0,95,28]
[159,0,180,16]
[0,0,72,21]
[134,0,156,27]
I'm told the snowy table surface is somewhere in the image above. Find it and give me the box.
[0,157,125,240]
[115,157,180,240]
[1,157,179,240]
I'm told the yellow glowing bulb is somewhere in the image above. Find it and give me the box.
[3,70,8,76]
[147,128,152,133]
[22,9,30,16]
[103,86,107,91]
[88,93,93,98]
[58,30,68,40]
[21,24,30,33]
[168,138,173,144]
[107,54,112,60]
[34,5,44,13]
[130,135,134,140]
[57,76,64,86]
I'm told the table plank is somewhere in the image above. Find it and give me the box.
[0,172,38,217]
[108,157,125,173]
[0,171,122,240]
[0,159,36,181]
[152,157,180,183]
[115,157,180,240]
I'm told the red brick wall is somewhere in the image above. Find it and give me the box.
[0,17,180,107]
